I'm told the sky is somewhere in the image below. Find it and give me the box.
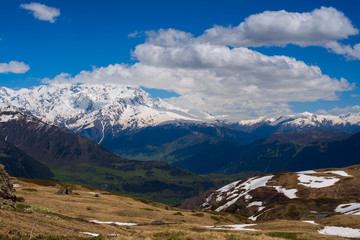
[1,0,360,120]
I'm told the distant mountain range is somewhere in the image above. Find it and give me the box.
[235,111,360,135]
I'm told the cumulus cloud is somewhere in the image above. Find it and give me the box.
[200,7,358,47]
[44,7,357,119]
[0,61,30,74]
[316,105,360,115]
[20,3,60,23]
[323,41,360,60]
[45,44,353,119]
[198,7,360,60]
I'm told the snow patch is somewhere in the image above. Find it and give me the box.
[90,220,137,226]
[217,180,242,194]
[335,203,360,215]
[13,184,21,188]
[296,170,317,174]
[204,224,259,231]
[318,226,360,238]
[302,220,318,225]
[88,192,100,195]
[297,174,340,188]
[247,201,263,208]
[324,170,352,177]
[273,186,298,199]
[0,114,20,122]
[81,232,99,237]
[248,208,272,221]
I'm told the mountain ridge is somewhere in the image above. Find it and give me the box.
[1,84,360,145]
[183,164,360,222]
[0,84,205,144]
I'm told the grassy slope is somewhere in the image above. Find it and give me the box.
[48,162,255,206]
[0,177,348,240]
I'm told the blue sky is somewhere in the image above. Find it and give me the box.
[1,0,360,119]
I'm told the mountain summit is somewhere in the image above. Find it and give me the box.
[0,84,201,143]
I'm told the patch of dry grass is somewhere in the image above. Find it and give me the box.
[0,178,354,240]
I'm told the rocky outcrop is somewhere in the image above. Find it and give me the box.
[0,164,17,209]
[57,187,73,195]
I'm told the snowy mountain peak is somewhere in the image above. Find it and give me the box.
[0,84,202,143]
[237,111,360,133]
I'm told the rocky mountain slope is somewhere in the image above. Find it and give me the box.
[163,130,359,174]
[0,138,53,180]
[189,165,360,223]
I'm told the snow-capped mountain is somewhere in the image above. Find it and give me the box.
[0,84,202,143]
[237,112,360,133]
[1,83,360,146]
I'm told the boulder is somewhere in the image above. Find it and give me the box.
[0,164,17,209]
[57,187,73,195]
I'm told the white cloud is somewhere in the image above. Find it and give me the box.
[199,7,360,60]
[44,43,353,119]
[316,105,360,115]
[43,7,357,120]
[20,3,60,23]
[323,41,360,60]
[0,61,30,74]
[199,7,358,47]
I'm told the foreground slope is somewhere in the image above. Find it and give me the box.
[192,165,360,224]
[0,176,350,240]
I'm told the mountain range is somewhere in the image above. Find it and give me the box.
[1,84,360,176]
[1,84,360,144]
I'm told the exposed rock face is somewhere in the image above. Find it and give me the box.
[0,164,17,209]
